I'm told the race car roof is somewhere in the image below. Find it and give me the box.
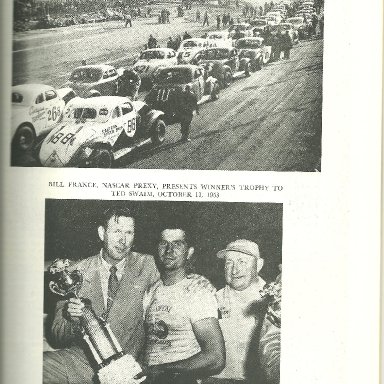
[67,96,132,109]
[12,83,57,104]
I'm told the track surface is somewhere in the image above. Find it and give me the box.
[13,14,322,171]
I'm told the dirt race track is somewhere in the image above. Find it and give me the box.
[13,11,322,171]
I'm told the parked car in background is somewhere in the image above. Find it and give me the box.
[206,31,233,47]
[39,96,166,167]
[177,38,210,64]
[11,84,68,152]
[63,64,120,98]
[236,37,271,71]
[133,48,177,88]
[198,47,251,87]
[228,23,254,38]
[145,65,219,123]
[286,17,309,39]
[277,23,299,44]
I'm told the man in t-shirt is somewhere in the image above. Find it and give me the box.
[142,226,226,384]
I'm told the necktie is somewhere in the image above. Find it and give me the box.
[106,265,119,317]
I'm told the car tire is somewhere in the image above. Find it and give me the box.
[90,147,113,168]
[223,71,232,87]
[151,119,166,146]
[13,123,36,151]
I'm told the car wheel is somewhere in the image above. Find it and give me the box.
[13,123,36,151]
[151,119,166,146]
[90,147,113,168]
[223,71,232,87]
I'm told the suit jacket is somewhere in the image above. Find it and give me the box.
[49,252,159,384]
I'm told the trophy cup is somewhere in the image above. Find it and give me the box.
[48,259,143,384]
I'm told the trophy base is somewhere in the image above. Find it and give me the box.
[98,354,142,384]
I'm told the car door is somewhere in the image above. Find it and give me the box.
[43,89,64,132]
[121,102,137,139]
[30,92,48,134]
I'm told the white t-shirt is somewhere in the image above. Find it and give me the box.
[143,275,218,366]
[214,278,266,380]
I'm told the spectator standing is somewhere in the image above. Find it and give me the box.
[282,30,293,59]
[148,34,157,49]
[125,12,132,27]
[196,9,201,22]
[203,11,209,26]
[216,15,221,29]
[177,85,198,142]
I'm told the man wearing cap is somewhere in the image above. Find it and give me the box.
[207,239,266,384]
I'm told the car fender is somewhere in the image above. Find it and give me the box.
[145,109,165,128]
[222,64,232,75]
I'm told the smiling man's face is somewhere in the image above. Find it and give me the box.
[224,252,257,291]
[98,215,135,264]
[158,229,192,272]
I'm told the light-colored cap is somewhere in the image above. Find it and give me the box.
[217,239,264,272]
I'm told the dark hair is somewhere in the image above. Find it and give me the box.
[100,207,135,228]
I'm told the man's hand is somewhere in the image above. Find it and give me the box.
[65,298,84,321]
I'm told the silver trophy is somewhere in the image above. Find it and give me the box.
[48,259,142,384]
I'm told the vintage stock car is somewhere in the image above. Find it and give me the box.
[133,48,177,88]
[63,64,121,98]
[236,37,271,71]
[145,65,219,123]
[39,96,166,167]
[198,47,251,87]
[11,84,71,152]
[177,38,211,64]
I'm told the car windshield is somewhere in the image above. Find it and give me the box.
[252,20,267,26]
[69,68,103,83]
[73,108,97,119]
[202,49,230,60]
[140,50,166,60]
[182,41,199,48]
[288,18,303,25]
[237,39,261,48]
[207,33,225,39]
[229,24,247,31]
[156,68,192,84]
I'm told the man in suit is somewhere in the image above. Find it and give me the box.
[43,207,159,384]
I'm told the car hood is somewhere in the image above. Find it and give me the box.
[39,122,99,167]
[62,81,94,97]
[238,48,260,57]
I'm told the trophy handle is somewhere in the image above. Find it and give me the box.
[49,281,67,297]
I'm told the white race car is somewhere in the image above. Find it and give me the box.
[39,96,166,168]
[133,48,177,88]
[12,84,71,152]
[177,38,210,64]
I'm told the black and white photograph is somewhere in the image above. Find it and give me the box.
[43,199,283,384]
[11,0,323,170]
